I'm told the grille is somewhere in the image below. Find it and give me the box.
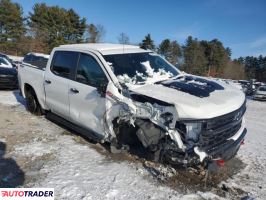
[0,76,17,86]
[199,102,246,154]
[0,77,12,82]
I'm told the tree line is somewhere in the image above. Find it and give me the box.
[0,0,265,82]
[0,0,105,54]
[139,34,266,82]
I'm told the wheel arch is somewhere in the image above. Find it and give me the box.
[24,83,44,111]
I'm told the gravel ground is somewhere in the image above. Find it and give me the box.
[0,90,265,200]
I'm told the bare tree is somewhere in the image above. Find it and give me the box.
[86,24,105,43]
[117,32,130,44]
[222,61,246,80]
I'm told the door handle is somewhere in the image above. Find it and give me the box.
[70,88,79,93]
[45,80,51,84]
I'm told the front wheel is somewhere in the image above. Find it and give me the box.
[25,89,43,115]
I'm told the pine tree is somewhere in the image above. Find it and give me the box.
[28,3,87,51]
[86,24,105,43]
[183,36,207,75]
[158,39,181,66]
[66,9,86,43]
[158,39,171,57]
[200,39,230,76]
[168,40,181,66]
[0,0,25,42]
[139,34,155,50]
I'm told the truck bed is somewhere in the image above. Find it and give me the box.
[18,62,47,109]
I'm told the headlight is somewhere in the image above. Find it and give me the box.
[185,122,202,142]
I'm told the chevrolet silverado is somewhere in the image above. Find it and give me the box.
[18,44,247,168]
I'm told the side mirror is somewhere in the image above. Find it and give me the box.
[97,82,108,97]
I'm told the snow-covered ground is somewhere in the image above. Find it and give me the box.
[0,90,265,199]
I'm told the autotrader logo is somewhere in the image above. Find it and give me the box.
[0,188,54,199]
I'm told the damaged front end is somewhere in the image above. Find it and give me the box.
[103,82,246,168]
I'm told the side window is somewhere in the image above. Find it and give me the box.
[39,57,48,69]
[51,51,79,79]
[23,55,32,63]
[30,55,38,67]
[31,56,48,69]
[76,53,108,87]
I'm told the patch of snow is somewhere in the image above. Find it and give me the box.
[194,147,208,162]
[117,69,173,88]
[0,90,25,106]
[0,91,265,199]
[32,136,182,200]
[14,141,59,158]
[140,60,154,77]
[225,99,266,199]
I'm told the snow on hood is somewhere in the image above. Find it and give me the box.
[128,75,246,120]
[117,68,174,86]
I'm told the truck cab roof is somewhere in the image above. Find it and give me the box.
[58,43,151,55]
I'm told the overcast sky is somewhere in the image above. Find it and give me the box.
[15,0,266,58]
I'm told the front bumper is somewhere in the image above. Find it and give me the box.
[253,94,266,100]
[0,75,18,89]
[207,127,246,161]
[189,102,247,166]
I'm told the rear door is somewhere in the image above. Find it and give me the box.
[44,51,79,120]
[69,52,109,136]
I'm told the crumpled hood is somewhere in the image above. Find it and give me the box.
[129,75,246,120]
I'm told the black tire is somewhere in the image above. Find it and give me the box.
[25,89,43,115]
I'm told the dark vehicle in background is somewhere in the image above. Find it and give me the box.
[0,65,18,89]
[238,80,253,96]
[0,57,13,68]
[253,86,266,100]
[0,53,17,68]
[0,53,19,89]
[0,53,13,63]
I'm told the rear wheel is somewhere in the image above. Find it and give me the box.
[25,89,43,115]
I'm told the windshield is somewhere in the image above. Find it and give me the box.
[258,86,266,91]
[0,58,8,65]
[103,52,179,84]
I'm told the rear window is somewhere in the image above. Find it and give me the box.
[23,54,48,69]
[51,51,79,79]
[23,55,33,63]
[259,87,266,91]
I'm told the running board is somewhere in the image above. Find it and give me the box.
[46,112,104,143]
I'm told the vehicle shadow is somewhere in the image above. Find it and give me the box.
[12,90,26,106]
[0,141,25,187]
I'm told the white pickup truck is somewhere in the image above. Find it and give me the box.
[18,43,247,167]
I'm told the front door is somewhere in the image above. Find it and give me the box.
[69,53,109,136]
[44,51,79,120]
